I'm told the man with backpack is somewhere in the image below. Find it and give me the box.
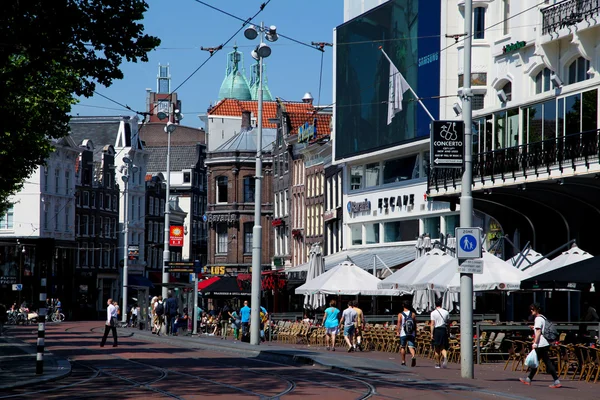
[520,303,561,388]
[164,291,178,335]
[397,301,417,367]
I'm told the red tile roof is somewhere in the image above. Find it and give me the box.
[207,98,332,139]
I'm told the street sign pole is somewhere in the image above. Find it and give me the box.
[460,0,475,380]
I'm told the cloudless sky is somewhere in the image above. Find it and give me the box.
[71,0,343,126]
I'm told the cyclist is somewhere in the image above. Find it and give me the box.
[54,298,63,321]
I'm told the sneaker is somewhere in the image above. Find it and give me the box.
[519,378,531,385]
[401,362,406,366]
[348,347,353,352]
[326,347,330,351]
[442,357,448,369]
[435,365,441,369]
[411,358,417,367]
[332,348,335,352]
[549,380,562,389]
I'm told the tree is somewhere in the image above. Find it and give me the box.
[0,1,160,214]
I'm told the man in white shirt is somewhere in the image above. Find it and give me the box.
[100,298,118,347]
[520,303,561,388]
[430,298,449,368]
[339,302,357,352]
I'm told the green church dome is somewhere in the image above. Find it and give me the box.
[218,46,252,101]
[249,61,273,101]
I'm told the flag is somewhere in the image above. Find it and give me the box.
[387,57,410,125]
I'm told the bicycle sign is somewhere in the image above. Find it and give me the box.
[455,227,482,259]
[430,120,465,168]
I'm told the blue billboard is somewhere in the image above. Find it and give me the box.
[335,0,441,161]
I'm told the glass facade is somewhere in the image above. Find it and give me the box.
[335,0,441,160]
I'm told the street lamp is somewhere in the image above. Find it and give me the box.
[244,22,276,346]
[121,156,138,323]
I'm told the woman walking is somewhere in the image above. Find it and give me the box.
[100,299,118,347]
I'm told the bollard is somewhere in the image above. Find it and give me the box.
[36,278,47,375]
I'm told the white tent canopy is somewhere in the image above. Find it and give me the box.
[378,248,453,293]
[509,249,549,271]
[295,261,394,296]
[410,251,527,292]
[526,244,592,278]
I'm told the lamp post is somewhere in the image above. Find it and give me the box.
[159,111,181,298]
[121,156,138,323]
[244,22,277,346]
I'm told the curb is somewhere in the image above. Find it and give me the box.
[0,354,72,390]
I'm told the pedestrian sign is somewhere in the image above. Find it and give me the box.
[455,227,482,259]
[12,284,23,291]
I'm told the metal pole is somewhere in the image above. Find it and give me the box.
[193,270,198,335]
[17,240,22,307]
[250,21,265,346]
[162,129,172,299]
[36,277,47,374]
[460,0,474,379]
[122,174,129,323]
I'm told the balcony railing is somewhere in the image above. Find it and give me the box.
[428,128,600,192]
[542,0,600,35]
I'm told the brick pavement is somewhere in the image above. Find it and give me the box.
[1,321,599,399]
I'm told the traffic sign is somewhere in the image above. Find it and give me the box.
[431,120,465,168]
[12,284,23,291]
[455,227,482,259]
[457,259,483,274]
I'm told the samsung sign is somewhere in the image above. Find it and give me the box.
[347,199,371,215]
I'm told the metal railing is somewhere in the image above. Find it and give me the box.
[542,0,600,35]
[428,128,600,192]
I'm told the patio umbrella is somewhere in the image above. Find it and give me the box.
[415,236,424,258]
[525,243,592,277]
[509,249,549,271]
[295,261,387,296]
[303,243,326,310]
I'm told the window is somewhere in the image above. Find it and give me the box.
[535,68,552,94]
[104,218,110,238]
[274,155,279,176]
[79,243,88,267]
[75,215,80,235]
[445,215,460,235]
[243,176,255,202]
[216,176,228,203]
[83,215,89,235]
[472,94,485,111]
[383,155,419,184]
[568,57,591,84]
[183,172,191,183]
[99,193,104,209]
[43,167,49,191]
[423,217,441,239]
[500,81,512,103]
[64,170,70,195]
[112,218,116,237]
[351,225,362,246]
[216,223,228,254]
[0,206,14,229]
[64,205,70,232]
[365,163,380,187]
[474,7,486,39]
[244,222,253,253]
[366,223,380,244]
[54,205,60,231]
[350,166,363,190]
[55,169,60,194]
[503,0,510,35]
[383,220,419,243]
[284,189,289,216]
[284,152,289,173]
[83,192,89,207]
[160,200,165,216]
[91,192,96,209]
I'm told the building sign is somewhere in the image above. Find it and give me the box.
[201,266,226,276]
[298,120,317,144]
[502,41,526,54]
[377,194,415,210]
[169,225,184,247]
[0,276,17,285]
[323,210,337,222]
[418,51,439,67]
[271,219,283,227]
[127,245,139,260]
[206,213,239,224]
[431,120,464,168]
[347,199,371,215]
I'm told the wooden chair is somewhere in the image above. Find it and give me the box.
[590,347,600,383]
[576,345,597,382]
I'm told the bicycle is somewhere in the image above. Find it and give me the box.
[51,311,65,323]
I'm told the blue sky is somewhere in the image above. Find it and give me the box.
[72,0,342,125]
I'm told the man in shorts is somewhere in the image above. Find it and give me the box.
[352,300,365,351]
[397,301,417,366]
[340,301,357,352]
[430,297,449,368]
[322,300,340,351]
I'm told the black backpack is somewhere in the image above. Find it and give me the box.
[402,311,416,336]
[155,302,165,316]
[541,315,558,342]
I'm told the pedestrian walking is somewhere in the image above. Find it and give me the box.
[340,301,357,352]
[231,308,241,340]
[430,297,449,368]
[397,301,417,367]
[240,300,251,342]
[219,302,232,340]
[259,305,268,342]
[520,303,562,388]
[100,298,118,347]
[154,296,164,335]
[164,291,178,335]
[322,299,340,351]
[352,300,365,351]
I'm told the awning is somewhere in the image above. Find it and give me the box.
[202,277,251,296]
[198,276,220,290]
[521,254,600,290]
[286,245,416,273]
[128,274,154,288]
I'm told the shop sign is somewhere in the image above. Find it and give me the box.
[347,199,371,215]
[323,210,337,222]
[127,245,139,260]
[298,120,317,144]
[503,41,526,54]
[200,266,226,276]
[377,194,414,210]
[271,219,283,227]
[206,213,238,224]
[169,225,184,247]
[0,276,17,284]
[431,120,464,168]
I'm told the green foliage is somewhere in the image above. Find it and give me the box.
[0,0,160,214]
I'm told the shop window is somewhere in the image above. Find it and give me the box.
[568,57,590,85]
[244,222,253,254]
[243,176,255,203]
[216,176,228,204]
[383,220,419,243]
[382,155,418,184]
[351,225,362,246]
[563,89,598,135]
[216,223,228,254]
[474,7,486,39]
[365,163,380,188]
[366,223,380,244]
